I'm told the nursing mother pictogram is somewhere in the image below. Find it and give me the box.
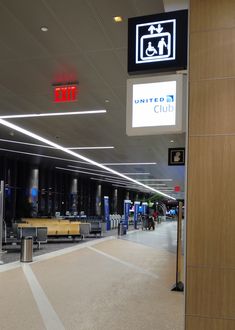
[136,19,176,63]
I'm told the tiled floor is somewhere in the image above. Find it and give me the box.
[0,222,184,330]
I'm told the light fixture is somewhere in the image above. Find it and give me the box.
[0,118,175,200]
[144,184,166,186]
[113,16,123,23]
[0,138,114,151]
[56,167,128,181]
[68,146,114,150]
[170,140,175,143]
[68,165,110,174]
[121,172,150,175]
[138,179,173,182]
[102,162,157,166]
[0,148,87,164]
[40,26,48,32]
[0,110,106,119]
[0,138,55,149]
[90,177,131,185]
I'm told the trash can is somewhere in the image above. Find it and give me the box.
[20,236,33,262]
[118,222,127,236]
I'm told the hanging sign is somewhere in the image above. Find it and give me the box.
[128,10,188,73]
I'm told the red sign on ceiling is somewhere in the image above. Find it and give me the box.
[174,186,181,192]
[54,85,78,103]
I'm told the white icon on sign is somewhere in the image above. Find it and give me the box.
[146,42,158,56]
[140,23,171,61]
[158,38,167,55]
[174,152,181,162]
[136,19,176,64]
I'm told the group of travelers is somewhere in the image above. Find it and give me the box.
[141,209,159,231]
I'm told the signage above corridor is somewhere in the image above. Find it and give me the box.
[128,10,188,74]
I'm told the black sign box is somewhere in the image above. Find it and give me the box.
[128,10,188,74]
[168,148,185,166]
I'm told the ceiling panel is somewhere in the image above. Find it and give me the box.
[0,0,186,199]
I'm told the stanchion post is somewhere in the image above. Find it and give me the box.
[171,201,184,292]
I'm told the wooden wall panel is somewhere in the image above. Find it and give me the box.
[189,79,235,135]
[187,136,235,267]
[190,28,235,81]
[190,0,235,32]
[186,267,235,318]
[186,316,235,330]
[186,1,235,328]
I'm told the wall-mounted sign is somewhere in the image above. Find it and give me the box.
[126,74,186,136]
[128,10,188,74]
[168,148,185,166]
[54,85,78,103]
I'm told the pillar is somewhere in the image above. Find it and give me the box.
[186,1,235,329]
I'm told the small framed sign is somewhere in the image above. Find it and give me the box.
[168,148,185,166]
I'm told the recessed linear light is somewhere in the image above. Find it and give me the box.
[0,110,106,119]
[69,146,114,150]
[144,184,166,186]
[68,165,111,174]
[138,179,173,182]
[90,177,131,185]
[113,16,123,23]
[0,138,113,151]
[56,167,129,182]
[121,173,150,175]
[0,138,55,149]
[102,162,157,166]
[40,26,48,32]
[0,118,175,200]
[0,148,88,164]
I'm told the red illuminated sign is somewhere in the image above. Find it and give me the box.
[174,186,181,192]
[54,85,78,103]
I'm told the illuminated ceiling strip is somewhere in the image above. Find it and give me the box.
[111,184,140,190]
[0,110,106,119]
[90,177,133,185]
[0,148,87,164]
[68,165,112,174]
[0,138,114,151]
[102,162,157,165]
[138,179,173,182]
[121,172,150,175]
[69,146,114,150]
[0,138,55,149]
[0,118,175,200]
[56,166,129,181]
[144,183,166,186]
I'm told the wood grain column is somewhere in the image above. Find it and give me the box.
[186,1,235,329]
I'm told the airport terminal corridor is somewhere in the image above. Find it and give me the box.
[0,222,184,330]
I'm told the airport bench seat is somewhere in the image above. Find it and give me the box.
[17,225,48,249]
[19,219,81,236]
[90,221,102,237]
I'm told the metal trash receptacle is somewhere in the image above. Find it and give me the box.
[118,222,127,236]
[20,236,33,262]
